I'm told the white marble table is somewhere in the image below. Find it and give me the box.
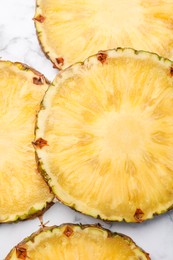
[0,1,173,259]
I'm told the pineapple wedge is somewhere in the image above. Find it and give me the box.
[0,61,53,223]
[34,0,173,69]
[35,48,173,222]
[6,224,150,259]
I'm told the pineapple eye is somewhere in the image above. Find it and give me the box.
[0,61,53,223]
[35,0,173,69]
[6,224,150,259]
[35,48,173,222]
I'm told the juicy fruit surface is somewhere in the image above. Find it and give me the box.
[0,61,53,222]
[36,48,173,222]
[35,0,173,69]
[6,224,150,259]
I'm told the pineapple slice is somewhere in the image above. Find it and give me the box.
[0,61,54,223]
[6,224,150,259]
[35,48,173,222]
[34,0,173,69]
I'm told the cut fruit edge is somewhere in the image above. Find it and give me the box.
[35,48,173,222]
[5,223,150,260]
[34,0,173,69]
[4,201,54,224]
[0,60,54,223]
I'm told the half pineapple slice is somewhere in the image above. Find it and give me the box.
[35,48,173,222]
[6,224,150,259]
[0,61,53,222]
[34,0,173,69]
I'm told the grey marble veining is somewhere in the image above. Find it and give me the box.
[0,1,173,259]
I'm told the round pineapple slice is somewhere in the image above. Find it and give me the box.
[0,61,54,223]
[35,48,173,222]
[34,0,173,69]
[6,224,150,259]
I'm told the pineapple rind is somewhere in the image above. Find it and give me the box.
[0,61,54,223]
[2,201,53,223]
[5,224,150,260]
[34,0,173,69]
[35,48,173,222]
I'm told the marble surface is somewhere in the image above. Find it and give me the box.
[0,1,173,259]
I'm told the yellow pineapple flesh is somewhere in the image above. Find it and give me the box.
[0,61,53,222]
[35,0,173,69]
[35,48,173,222]
[6,224,150,259]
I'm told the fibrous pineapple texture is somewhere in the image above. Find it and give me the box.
[34,0,173,69]
[35,48,173,222]
[6,224,150,259]
[0,61,53,222]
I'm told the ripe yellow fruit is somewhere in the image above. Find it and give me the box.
[0,61,53,222]
[34,0,173,69]
[35,48,173,222]
[6,224,150,259]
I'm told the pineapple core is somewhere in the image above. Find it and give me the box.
[36,49,173,222]
[35,0,173,68]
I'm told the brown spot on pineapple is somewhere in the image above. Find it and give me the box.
[134,208,144,223]
[32,138,48,149]
[63,226,74,237]
[33,76,44,85]
[53,57,64,69]
[170,66,173,76]
[97,52,108,64]
[33,14,45,23]
[56,57,64,66]
[15,245,27,260]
